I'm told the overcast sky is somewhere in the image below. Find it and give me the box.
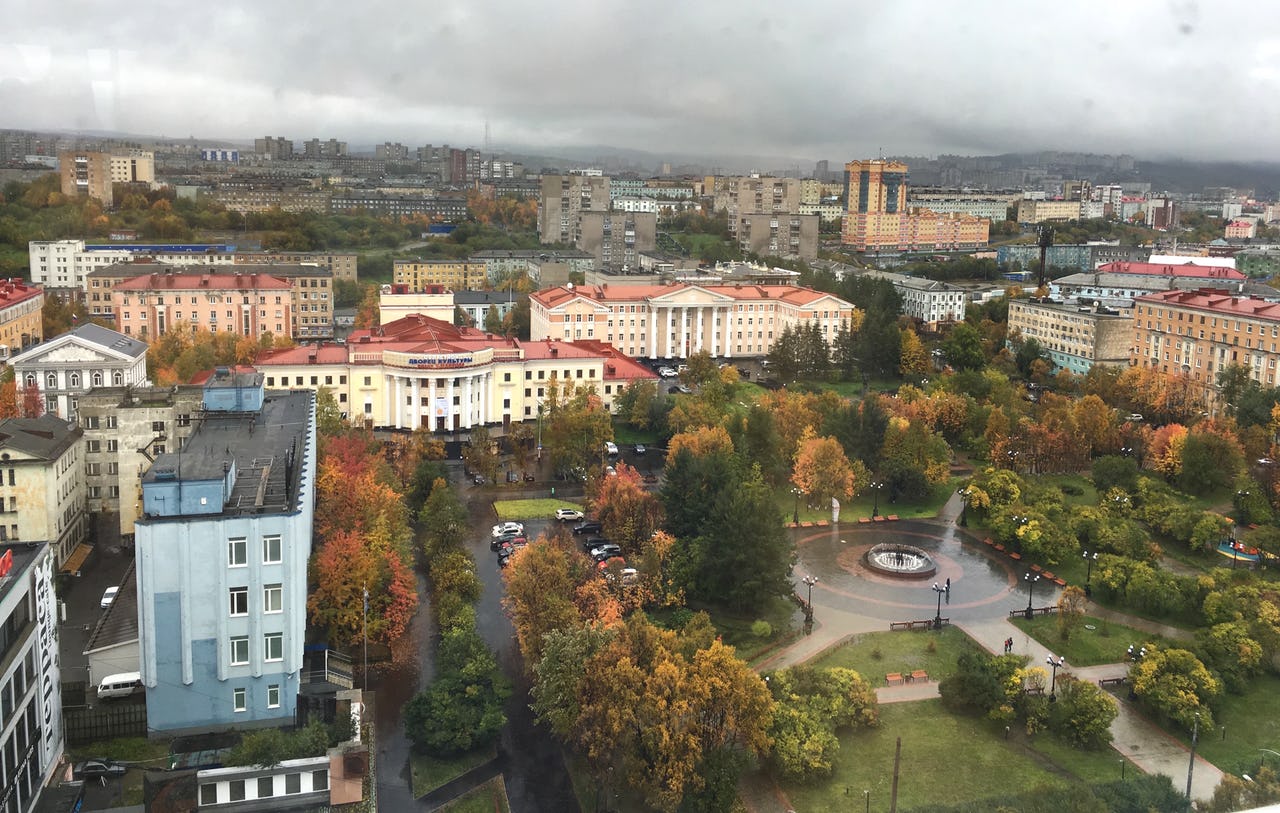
[1,1,1274,163]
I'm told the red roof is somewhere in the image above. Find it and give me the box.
[1096,261,1243,280]
[114,272,293,291]
[572,340,660,381]
[0,280,42,307]
[255,345,351,366]
[1136,288,1280,320]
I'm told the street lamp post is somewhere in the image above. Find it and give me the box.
[362,585,369,689]
[1024,572,1041,620]
[1046,655,1065,702]
[1187,712,1200,800]
[958,486,971,526]
[536,403,543,462]
[792,487,801,525]
[932,582,947,629]
[1083,551,1098,598]
[871,481,884,518]
[802,575,818,615]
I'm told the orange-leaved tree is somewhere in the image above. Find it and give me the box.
[791,429,858,509]
[666,425,734,460]
[592,462,663,555]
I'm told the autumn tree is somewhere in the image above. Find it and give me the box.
[461,424,500,484]
[419,477,468,558]
[667,424,734,461]
[614,379,662,430]
[592,463,663,555]
[791,431,859,509]
[19,382,41,418]
[1129,646,1221,730]
[898,327,930,378]
[353,284,380,329]
[541,378,614,477]
[503,539,613,665]
[0,379,17,420]
[1056,585,1087,641]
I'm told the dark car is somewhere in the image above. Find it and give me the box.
[74,760,127,780]
[572,521,603,535]
[496,539,527,559]
[580,536,611,553]
[634,444,647,455]
[490,531,526,551]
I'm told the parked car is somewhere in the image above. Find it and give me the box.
[605,441,619,456]
[555,508,584,522]
[596,555,626,570]
[491,531,526,551]
[658,367,677,378]
[634,444,647,455]
[74,760,127,780]
[581,536,612,552]
[1126,413,1144,422]
[591,544,623,561]
[573,521,603,535]
[669,384,692,395]
[100,587,119,609]
[495,539,527,558]
[605,466,617,477]
[491,522,525,538]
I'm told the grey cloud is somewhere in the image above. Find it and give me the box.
[0,0,1275,162]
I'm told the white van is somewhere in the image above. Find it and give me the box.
[97,672,143,700]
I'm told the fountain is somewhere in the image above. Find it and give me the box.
[864,542,937,579]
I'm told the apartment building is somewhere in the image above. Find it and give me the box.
[1131,289,1280,409]
[329,192,467,222]
[470,249,595,285]
[529,282,858,359]
[857,270,967,328]
[58,151,112,205]
[0,281,43,362]
[538,173,612,245]
[0,415,86,568]
[252,315,656,431]
[302,138,347,159]
[907,190,1019,221]
[736,212,819,260]
[996,243,1153,275]
[136,374,315,734]
[235,252,357,283]
[108,149,155,185]
[1007,299,1132,375]
[253,137,294,159]
[0,540,64,813]
[393,260,487,292]
[713,176,802,238]
[30,239,235,294]
[842,160,990,252]
[112,271,295,341]
[1016,199,1084,224]
[10,323,149,421]
[78,386,204,539]
[576,211,657,272]
[202,187,330,215]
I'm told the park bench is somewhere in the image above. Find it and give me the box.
[1030,564,1043,572]
[1098,677,1127,688]
[1009,552,1022,560]
[910,670,929,682]
[859,517,872,524]
[889,621,912,631]
[887,514,900,521]
[885,673,904,685]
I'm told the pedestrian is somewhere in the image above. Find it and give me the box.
[945,577,951,594]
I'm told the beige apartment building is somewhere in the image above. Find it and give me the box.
[1016,199,1083,224]
[1131,289,1280,409]
[737,212,819,260]
[112,271,295,341]
[59,151,113,205]
[0,280,44,361]
[236,252,357,282]
[539,173,612,244]
[576,211,657,272]
[529,282,858,359]
[0,414,86,568]
[393,260,488,292]
[1007,299,1132,376]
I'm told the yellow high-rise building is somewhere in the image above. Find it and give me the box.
[842,159,989,252]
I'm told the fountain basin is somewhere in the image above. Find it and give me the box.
[864,543,937,579]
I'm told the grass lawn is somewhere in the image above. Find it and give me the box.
[1010,614,1176,666]
[492,498,584,522]
[703,597,801,664]
[433,777,510,813]
[410,746,497,798]
[1036,473,1098,506]
[808,378,902,399]
[778,699,1130,812]
[776,479,959,524]
[612,424,660,445]
[1169,673,1280,775]
[802,627,984,684]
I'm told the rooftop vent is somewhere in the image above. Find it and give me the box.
[154,466,177,481]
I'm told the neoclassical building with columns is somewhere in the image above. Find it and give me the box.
[528,282,859,359]
[252,315,656,432]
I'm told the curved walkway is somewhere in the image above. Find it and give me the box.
[742,494,1223,812]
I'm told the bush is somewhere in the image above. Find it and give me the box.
[751,619,773,639]
[226,719,341,768]
[405,622,511,757]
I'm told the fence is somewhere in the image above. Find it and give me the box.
[64,703,148,745]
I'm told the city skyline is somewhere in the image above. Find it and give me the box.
[2,1,1276,163]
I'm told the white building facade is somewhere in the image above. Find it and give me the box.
[10,323,149,421]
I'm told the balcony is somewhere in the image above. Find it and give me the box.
[301,648,354,695]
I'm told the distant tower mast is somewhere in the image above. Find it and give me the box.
[484,119,491,155]
[1037,225,1054,290]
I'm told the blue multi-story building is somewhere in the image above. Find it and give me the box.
[135,370,316,734]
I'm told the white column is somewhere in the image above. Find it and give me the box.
[411,378,421,430]
[394,376,404,429]
[680,307,689,359]
[464,375,474,429]
[665,308,673,358]
[446,378,455,429]
[428,378,437,431]
[696,307,705,354]
[723,308,732,358]
[648,308,658,359]
[384,375,394,426]
[479,373,489,425]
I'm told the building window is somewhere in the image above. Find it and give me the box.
[228,538,247,567]
[105,415,117,429]
[228,779,246,802]
[258,777,274,798]
[263,535,282,564]
[230,638,249,666]
[312,769,329,791]
[285,773,301,794]
[229,587,248,616]
[268,684,281,709]
[199,784,218,805]
[263,632,284,663]
[264,584,282,614]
